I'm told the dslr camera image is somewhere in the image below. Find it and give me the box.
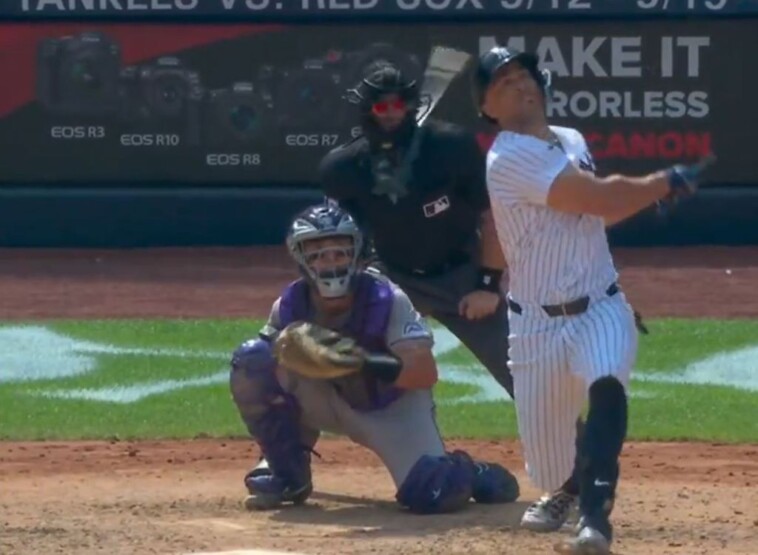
[259,43,422,131]
[36,31,122,117]
[204,82,271,148]
[118,56,204,146]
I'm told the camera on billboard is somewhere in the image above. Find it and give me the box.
[34,32,423,150]
[37,31,122,117]
[260,43,423,132]
[204,82,272,148]
[118,56,204,146]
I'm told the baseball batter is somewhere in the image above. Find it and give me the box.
[472,46,710,554]
[229,203,519,513]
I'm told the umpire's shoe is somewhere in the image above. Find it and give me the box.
[521,490,576,532]
[554,516,612,555]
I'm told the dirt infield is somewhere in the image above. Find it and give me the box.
[1,246,758,555]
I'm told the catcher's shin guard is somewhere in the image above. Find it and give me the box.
[450,450,520,504]
[230,338,314,510]
[471,459,520,504]
[396,451,475,514]
[242,400,314,510]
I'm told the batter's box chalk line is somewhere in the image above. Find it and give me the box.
[184,551,309,555]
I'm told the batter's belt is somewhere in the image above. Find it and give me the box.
[507,283,620,317]
[507,283,649,334]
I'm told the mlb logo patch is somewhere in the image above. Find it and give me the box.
[403,320,427,337]
[423,195,451,218]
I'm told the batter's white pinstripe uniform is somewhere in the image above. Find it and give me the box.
[486,126,639,492]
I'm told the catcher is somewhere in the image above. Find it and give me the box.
[229,203,520,513]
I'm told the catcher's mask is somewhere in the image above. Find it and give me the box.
[286,204,364,299]
[346,61,420,149]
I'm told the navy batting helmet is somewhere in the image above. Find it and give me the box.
[472,46,550,119]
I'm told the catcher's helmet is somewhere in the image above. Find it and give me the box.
[286,203,365,298]
[472,46,551,120]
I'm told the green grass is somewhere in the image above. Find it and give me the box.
[634,318,758,371]
[1,318,757,442]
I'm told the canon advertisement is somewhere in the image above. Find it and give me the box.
[0,21,753,186]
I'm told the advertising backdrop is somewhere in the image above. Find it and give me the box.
[0,19,753,186]
[0,0,751,20]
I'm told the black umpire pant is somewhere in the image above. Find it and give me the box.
[375,259,514,399]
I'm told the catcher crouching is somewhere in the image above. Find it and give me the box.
[229,204,520,513]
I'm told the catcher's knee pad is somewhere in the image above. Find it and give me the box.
[470,459,520,504]
[231,338,277,379]
[229,339,282,407]
[396,452,475,514]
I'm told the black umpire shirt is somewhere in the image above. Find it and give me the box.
[319,121,490,274]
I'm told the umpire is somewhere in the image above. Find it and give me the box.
[318,61,513,397]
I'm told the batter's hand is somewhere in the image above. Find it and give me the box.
[458,291,501,320]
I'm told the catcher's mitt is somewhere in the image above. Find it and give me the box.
[273,321,367,380]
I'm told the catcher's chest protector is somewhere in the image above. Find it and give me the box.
[278,274,393,351]
[278,274,400,411]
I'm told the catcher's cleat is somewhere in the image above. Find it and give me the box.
[521,490,577,532]
[243,474,313,511]
[247,456,271,479]
[554,516,613,555]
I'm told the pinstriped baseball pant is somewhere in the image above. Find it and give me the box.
[507,290,638,492]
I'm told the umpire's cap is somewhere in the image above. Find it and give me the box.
[472,46,548,119]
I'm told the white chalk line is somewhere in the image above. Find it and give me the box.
[0,325,226,383]
[184,550,308,555]
[2,325,757,405]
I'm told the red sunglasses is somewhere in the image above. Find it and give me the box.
[371,98,407,116]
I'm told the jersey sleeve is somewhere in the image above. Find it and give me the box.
[384,287,433,349]
[487,136,570,206]
[258,297,283,341]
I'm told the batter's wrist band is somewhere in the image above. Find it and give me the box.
[362,352,403,383]
[667,166,692,196]
[476,267,503,293]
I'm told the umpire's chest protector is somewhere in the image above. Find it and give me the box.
[373,130,476,222]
